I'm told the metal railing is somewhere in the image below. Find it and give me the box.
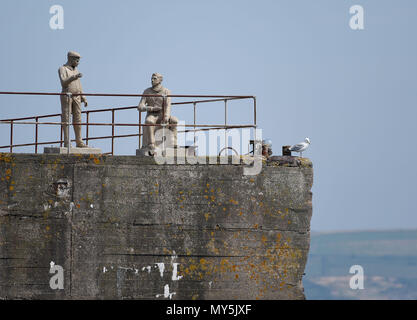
[0,92,257,155]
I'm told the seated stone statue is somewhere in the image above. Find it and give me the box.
[137,73,178,155]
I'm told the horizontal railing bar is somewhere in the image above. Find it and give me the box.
[0,124,253,149]
[178,126,253,134]
[82,133,141,141]
[0,140,62,148]
[82,105,137,114]
[1,98,248,122]
[0,91,254,99]
[0,120,255,128]
[172,97,246,105]
[0,133,143,149]
[1,113,62,122]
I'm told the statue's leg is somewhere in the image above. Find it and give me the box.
[60,95,70,147]
[72,97,87,147]
[141,117,149,148]
[169,116,178,147]
[145,114,158,149]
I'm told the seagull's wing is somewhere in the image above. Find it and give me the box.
[289,143,306,151]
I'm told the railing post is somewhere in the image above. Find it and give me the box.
[224,99,227,152]
[161,95,166,153]
[253,97,257,150]
[67,99,70,155]
[253,96,257,127]
[10,120,13,153]
[86,111,89,145]
[35,117,39,153]
[60,117,63,147]
[138,111,142,149]
[111,109,115,155]
[193,102,196,146]
[162,95,165,121]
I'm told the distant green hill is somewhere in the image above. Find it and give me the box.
[304,229,417,299]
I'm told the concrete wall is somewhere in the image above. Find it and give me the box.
[0,153,313,300]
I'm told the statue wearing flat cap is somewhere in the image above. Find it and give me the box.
[58,51,88,148]
[137,73,178,155]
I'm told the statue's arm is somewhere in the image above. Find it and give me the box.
[138,91,162,112]
[138,93,148,112]
[58,67,76,88]
[80,82,88,106]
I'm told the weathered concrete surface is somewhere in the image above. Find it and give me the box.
[0,153,313,300]
[44,147,102,154]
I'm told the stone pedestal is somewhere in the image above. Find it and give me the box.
[44,147,102,154]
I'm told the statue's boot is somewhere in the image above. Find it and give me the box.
[76,141,88,148]
[74,124,88,148]
[148,143,155,156]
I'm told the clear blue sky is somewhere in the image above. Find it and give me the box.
[1,0,416,232]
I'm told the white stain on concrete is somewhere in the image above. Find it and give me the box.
[156,284,176,299]
[170,250,183,281]
[118,266,130,271]
[142,266,152,273]
[7,203,17,209]
[171,263,183,281]
[155,263,165,278]
[171,250,178,264]
[65,202,75,215]
[116,266,140,275]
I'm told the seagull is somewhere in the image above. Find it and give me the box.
[289,138,311,158]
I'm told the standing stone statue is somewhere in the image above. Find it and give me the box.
[137,73,178,155]
[58,51,88,148]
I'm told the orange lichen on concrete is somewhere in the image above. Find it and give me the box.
[89,154,102,164]
[0,153,12,163]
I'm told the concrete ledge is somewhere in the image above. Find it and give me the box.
[44,147,102,154]
[268,155,313,168]
[136,146,197,157]
[1,153,311,167]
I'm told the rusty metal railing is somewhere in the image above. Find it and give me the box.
[0,92,257,155]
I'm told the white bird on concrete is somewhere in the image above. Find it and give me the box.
[289,138,311,158]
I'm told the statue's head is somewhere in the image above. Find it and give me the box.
[151,73,163,87]
[67,51,81,67]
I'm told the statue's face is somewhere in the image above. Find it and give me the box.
[69,57,80,67]
[151,75,162,87]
